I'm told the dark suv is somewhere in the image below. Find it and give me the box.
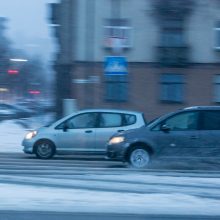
[106,106,220,168]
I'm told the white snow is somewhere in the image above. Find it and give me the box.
[0,183,220,215]
[0,115,54,153]
[0,120,27,153]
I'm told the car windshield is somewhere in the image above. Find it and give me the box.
[146,117,159,126]
[147,111,177,128]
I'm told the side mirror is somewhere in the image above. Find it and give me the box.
[161,124,170,132]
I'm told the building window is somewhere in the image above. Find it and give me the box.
[160,74,184,102]
[214,21,220,49]
[105,75,128,102]
[161,30,184,47]
[104,19,132,48]
[213,75,220,102]
[160,19,185,47]
[157,19,189,66]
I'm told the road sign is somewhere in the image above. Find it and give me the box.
[104,56,128,75]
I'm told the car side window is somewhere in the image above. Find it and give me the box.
[57,113,98,129]
[164,112,199,131]
[123,114,136,126]
[99,113,122,128]
[201,110,220,130]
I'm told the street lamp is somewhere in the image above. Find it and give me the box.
[10,58,28,62]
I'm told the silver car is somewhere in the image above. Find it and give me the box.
[107,106,220,168]
[22,109,146,159]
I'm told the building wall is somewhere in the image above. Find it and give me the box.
[72,62,220,120]
[71,0,220,63]
[188,0,220,63]
[73,0,158,62]
[50,0,220,119]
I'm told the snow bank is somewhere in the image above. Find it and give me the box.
[0,114,54,153]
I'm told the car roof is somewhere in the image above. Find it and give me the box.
[183,106,220,111]
[77,108,143,114]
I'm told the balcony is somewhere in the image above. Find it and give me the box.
[156,46,190,67]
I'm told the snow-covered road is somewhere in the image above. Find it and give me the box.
[0,181,220,216]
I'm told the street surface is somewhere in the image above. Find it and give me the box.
[1,211,220,220]
[0,152,220,219]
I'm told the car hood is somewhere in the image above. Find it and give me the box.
[36,126,50,133]
[117,126,148,137]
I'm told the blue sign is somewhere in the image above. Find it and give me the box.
[105,56,128,75]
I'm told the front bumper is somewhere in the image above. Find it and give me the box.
[22,138,34,154]
[106,142,128,161]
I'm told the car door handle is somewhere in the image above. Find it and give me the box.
[190,135,198,139]
[117,129,124,132]
[85,130,93,133]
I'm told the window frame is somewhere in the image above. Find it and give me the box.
[98,112,123,128]
[160,19,185,48]
[160,29,185,48]
[105,74,128,102]
[104,25,132,48]
[97,112,137,128]
[214,24,220,50]
[160,74,185,103]
[122,113,137,126]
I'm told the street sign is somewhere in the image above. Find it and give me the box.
[104,56,128,75]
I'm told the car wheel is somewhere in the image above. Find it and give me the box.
[35,140,55,159]
[129,147,150,168]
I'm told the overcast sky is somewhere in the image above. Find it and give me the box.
[0,0,58,62]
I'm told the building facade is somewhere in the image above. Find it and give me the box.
[49,0,220,120]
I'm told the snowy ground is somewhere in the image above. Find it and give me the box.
[0,115,220,216]
[0,182,220,216]
[0,114,55,153]
[0,172,220,215]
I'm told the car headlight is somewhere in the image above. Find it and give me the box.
[109,136,125,145]
[25,130,37,140]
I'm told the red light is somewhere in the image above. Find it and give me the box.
[29,90,41,95]
[8,69,19,75]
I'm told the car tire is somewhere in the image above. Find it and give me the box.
[34,140,55,159]
[128,147,150,168]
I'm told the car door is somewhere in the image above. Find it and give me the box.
[95,112,138,152]
[151,111,201,157]
[54,112,98,153]
[198,110,220,157]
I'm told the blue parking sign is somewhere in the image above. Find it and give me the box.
[105,56,128,75]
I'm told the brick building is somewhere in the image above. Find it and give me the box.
[49,0,220,120]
